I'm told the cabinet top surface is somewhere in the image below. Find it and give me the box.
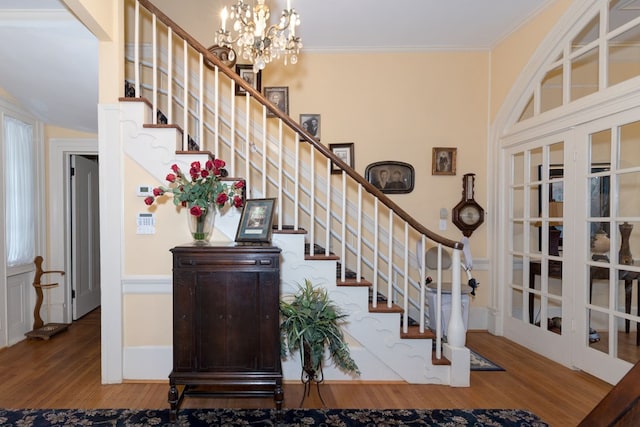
[171,242,281,254]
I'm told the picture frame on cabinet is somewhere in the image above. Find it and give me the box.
[235,198,276,243]
[432,147,457,175]
[235,64,261,96]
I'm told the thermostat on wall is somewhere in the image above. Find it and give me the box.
[137,185,154,197]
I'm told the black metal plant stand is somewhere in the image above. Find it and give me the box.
[299,365,326,407]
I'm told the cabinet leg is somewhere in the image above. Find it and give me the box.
[168,381,179,422]
[272,382,284,422]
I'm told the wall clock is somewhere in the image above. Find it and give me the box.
[452,173,484,237]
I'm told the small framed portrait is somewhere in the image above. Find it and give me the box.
[235,198,276,243]
[330,143,354,174]
[432,147,457,175]
[264,86,289,117]
[365,161,415,194]
[300,113,321,140]
[207,45,236,68]
[235,64,262,96]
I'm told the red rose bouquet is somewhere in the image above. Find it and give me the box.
[144,159,244,238]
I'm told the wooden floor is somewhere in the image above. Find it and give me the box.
[0,309,611,427]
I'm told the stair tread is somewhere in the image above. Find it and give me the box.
[400,325,435,339]
[337,278,372,287]
[368,302,403,313]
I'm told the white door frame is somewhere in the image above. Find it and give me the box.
[48,138,98,324]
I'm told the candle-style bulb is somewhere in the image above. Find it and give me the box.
[221,7,228,32]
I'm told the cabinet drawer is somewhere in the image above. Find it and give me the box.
[174,255,277,268]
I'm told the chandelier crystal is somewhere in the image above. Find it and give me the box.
[215,0,302,72]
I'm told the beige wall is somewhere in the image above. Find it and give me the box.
[264,51,490,249]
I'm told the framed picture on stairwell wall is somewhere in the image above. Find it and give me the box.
[329,143,354,174]
[432,147,457,175]
[235,64,262,96]
[300,113,321,141]
[365,161,415,194]
[264,86,289,117]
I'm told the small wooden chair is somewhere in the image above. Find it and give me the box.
[25,256,69,340]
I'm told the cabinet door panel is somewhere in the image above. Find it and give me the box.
[173,270,196,371]
[197,271,260,370]
[258,273,279,370]
[197,271,228,370]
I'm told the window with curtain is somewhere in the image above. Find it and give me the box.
[4,115,35,267]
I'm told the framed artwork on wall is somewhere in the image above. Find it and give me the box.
[329,143,354,174]
[432,147,457,175]
[300,113,321,140]
[264,86,289,117]
[365,161,414,194]
[235,64,261,96]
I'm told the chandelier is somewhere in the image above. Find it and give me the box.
[215,0,302,72]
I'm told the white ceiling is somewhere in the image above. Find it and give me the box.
[0,0,549,133]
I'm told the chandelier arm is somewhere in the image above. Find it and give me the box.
[264,13,292,37]
[217,31,241,46]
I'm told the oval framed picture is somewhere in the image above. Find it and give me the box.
[206,45,236,68]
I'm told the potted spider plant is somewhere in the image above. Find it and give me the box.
[280,279,360,387]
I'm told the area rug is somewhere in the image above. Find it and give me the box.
[0,408,547,426]
[470,350,505,371]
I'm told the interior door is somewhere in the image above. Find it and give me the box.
[71,155,100,319]
[503,133,571,366]
[573,109,640,385]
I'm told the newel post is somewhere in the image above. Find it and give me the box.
[447,248,466,347]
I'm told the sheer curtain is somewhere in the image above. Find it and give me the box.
[4,116,35,267]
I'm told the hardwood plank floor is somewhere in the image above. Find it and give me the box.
[0,309,611,427]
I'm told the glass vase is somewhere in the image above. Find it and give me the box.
[188,204,216,244]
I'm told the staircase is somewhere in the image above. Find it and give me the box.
[126,0,471,386]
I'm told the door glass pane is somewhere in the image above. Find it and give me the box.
[531,294,542,327]
[615,314,640,365]
[618,174,640,218]
[589,309,609,354]
[511,288,524,321]
[513,221,524,253]
[590,129,612,165]
[512,255,524,288]
[619,120,640,169]
[571,47,599,101]
[547,295,562,335]
[590,267,611,309]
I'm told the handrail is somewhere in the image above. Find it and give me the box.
[136,0,462,251]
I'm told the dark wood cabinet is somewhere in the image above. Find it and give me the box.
[168,243,283,420]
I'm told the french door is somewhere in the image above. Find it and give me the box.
[574,109,640,384]
[503,107,640,384]
[504,132,571,366]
